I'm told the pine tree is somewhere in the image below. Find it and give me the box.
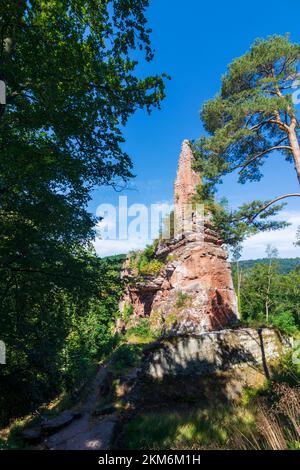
[195,35,300,207]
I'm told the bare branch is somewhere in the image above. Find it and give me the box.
[248,119,275,132]
[250,193,300,222]
[231,141,291,172]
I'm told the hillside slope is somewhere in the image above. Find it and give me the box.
[232,257,300,274]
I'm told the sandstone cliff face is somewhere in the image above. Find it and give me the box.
[121,226,238,334]
[120,141,238,334]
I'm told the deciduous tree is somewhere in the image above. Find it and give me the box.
[0,0,167,424]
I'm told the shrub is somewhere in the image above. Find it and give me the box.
[126,318,161,343]
[271,311,298,336]
[139,259,163,276]
[164,311,178,329]
[128,240,164,277]
[127,318,152,339]
[270,352,300,385]
[123,303,134,323]
[143,240,159,260]
[175,291,191,309]
[110,344,143,371]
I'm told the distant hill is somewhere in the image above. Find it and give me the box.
[103,254,300,275]
[103,254,126,263]
[232,257,300,274]
[102,254,126,271]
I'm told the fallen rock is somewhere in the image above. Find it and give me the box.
[48,414,118,450]
[82,414,118,450]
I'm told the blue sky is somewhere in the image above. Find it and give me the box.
[91,0,300,259]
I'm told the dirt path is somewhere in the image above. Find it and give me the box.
[44,365,118,450]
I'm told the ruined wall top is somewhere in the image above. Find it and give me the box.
[174,140,201,208]
[173,140,201,234]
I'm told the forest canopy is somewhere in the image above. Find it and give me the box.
[0,0,166,425]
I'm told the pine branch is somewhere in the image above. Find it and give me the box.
[231,141,291,172]
[250,193,300,222]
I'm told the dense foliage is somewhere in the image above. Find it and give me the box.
[0,1,166,426]
[0,253,124,425]
[233,253,300,335]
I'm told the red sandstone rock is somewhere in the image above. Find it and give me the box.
[120,141,238,334]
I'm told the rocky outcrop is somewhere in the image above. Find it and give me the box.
[122,229,238,334]
[41,411,81,434]
[108,328,292,410]
[120,140,238,334]
[132,328,292,403]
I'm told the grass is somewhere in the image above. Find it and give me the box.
[0,391,75,449]
[122,359,300,450]
[175,291,191,309]
[125,318,161,344]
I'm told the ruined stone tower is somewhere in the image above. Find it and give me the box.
[174,140,201,234]
[121,140,238,334]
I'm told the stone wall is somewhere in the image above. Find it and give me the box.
[173,140,201,234]
[142,328,291,380]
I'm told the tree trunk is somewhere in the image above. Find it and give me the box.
[265,258,272,323]
[289,128,300,185]
[236,260,242,313]
[265,301,269,323]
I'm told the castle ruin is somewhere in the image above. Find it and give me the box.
[121,140,238,334]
